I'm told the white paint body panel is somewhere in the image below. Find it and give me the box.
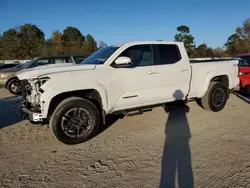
[189,61,239,98]
[16,41,240,118]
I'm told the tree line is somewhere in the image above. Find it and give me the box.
[0,24,107,60]
[175,18,250,58]
[0,18,249,60]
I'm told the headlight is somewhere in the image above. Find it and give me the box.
[38,77,50,87]
[0,73,4,79]
[37,77,50,93]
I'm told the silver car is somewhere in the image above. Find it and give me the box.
[0,54,87,94]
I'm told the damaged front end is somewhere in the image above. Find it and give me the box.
[17,77,50,123]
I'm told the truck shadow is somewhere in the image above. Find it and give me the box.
[0,96,24,129]
[160,90,194,188]
[96,114,125,137]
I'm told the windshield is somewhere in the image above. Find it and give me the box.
[15,59,36,68]
[233,56,250,66]
[80,46,119,65]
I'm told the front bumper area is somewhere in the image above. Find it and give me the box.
[22,107,43,122]
[16,99,43,123]
[16,79,44,123]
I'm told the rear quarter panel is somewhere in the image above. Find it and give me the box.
[190,60,239,98]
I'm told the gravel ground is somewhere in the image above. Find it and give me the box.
[0,88,250,188]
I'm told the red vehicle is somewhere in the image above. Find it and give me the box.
[233,53,250,95]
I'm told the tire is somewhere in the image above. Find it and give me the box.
[50,97,100,145]
[200,82,228,112]
[7,78,21,95]
[245,85,250,96]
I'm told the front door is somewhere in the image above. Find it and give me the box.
[110,44,157,111]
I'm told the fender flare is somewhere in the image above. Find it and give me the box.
[202,73,230,97]
[40,82,108,119]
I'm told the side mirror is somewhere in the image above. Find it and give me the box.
[114,56,132,67]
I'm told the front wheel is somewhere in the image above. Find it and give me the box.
[50,97,100,144]
[200,82,228,112]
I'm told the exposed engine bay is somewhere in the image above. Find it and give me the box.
[18,77,50,122]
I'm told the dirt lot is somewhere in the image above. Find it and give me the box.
[0,88,250,188]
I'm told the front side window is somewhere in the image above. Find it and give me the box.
[81,46,119,65]
[118,44,153,67]
[154,44,181,65]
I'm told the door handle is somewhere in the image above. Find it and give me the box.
[147,71,159,75]
[180,68,188,72]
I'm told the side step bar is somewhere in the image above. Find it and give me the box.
[124,107,153,116]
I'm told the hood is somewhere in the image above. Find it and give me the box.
[16,64,96,80]
[0,67,22,73]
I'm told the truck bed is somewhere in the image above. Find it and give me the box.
[188,59,239,99]
[190,58,234,64]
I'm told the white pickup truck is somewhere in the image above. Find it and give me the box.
[16,41,239,144]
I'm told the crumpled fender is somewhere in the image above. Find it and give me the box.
[39,79,108,119]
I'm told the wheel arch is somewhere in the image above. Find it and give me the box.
[203,74,229,98]
[46,89,106,124]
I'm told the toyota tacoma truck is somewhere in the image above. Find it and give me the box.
[16,41,239,144]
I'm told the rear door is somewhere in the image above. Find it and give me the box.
[150,44,191,102]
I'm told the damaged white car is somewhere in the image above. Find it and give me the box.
[16,41,239,144]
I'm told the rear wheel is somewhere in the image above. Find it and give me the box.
[50,97,100,144]
[200,82,228,112]
[7,78,21,95]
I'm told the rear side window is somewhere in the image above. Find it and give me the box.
[153,44,181,65]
